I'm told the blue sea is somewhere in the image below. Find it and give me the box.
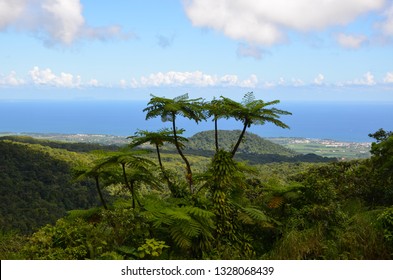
[1,100,392,142]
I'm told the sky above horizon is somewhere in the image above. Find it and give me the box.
[1,0,393,102]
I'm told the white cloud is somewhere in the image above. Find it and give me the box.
[278,77,286,85]
[0,0,130,46]
[378,2,393,36]
[239,74,258,88]
[130,71,258,88]
[29,66,81,87]
[292,78,305,87]
[183,0,385,45]
[348,72,376,86]
[138,71,216,87]
[219,75,239,86]
[336,33,368,49]
[40,0,85,45]
[383,72,393,83]
[120,79,128,88]
[314,74,325,85]
[88,79,99,87]
[262,81,276,88]
[0,0,26,29]
[0,71,25,86]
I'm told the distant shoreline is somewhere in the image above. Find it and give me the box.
[0,131,372,159]
[0,131,372,144]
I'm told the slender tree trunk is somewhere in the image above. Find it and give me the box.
[155,144,164,170]
[214,118,219,152]
[231,123,248,158]
[121,163,131,191]
[172,114,193,193]
[95,175,108,210]
[121,163,136,205]
[130,180,135,209]
[156,143,176,195]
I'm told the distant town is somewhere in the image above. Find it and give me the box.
[268,137,371,159]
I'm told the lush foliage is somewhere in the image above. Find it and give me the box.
[187,130,297,156]
[1,94,393,260]
[0,140,100,234]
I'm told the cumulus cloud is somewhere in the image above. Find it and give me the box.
[383,72,393,83]
[139,71,216,87]
[183,0,385,45]
[314,74,325,85]
[291,78,305,87]
[129,71,258,88]
[0,0,26,29]
[347,72,376,86]
[0,0,130,46]
[29,66,81,87]
[278,77,286,86]
[336,33,368,49]
[119,79,128,88]
[239,74,258,88]
[262,81,276,88]
[378,2,393,36]
[0,71,25,86]
[88,79,99,87]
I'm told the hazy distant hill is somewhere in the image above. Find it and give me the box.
[182,130,334,164]
[0,135,119,153]
[186,130,298,156]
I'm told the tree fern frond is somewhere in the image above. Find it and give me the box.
[267,196,285,209]
[237,212,254,224]
[183,206,215,219]
[170,228,192,249]
[241,206,269,222]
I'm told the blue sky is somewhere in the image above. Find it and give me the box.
[1,0,393,102]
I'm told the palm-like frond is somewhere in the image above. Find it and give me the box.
[128,128,188,149]
[143,199,215,250]
[144,94,206,123]
[232,202,280,227]
[218,93,292,157]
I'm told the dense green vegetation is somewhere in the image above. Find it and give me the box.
[187,130,296,155]
[1,93,393,260]
[165,130,334,164]
[0,140,100,234]
[0,135,119,153]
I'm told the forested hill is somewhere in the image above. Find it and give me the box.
[183,130,334,164]
[0,139,100,234]
[187,130,298,156]
[0,135,118,153]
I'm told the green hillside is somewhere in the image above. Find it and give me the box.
[187,130,297,156]
[0,135,118,153]
[1,131,393,260]
[0,138,101,234]
[182,130,334,163]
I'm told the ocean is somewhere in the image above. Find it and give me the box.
[1,100,392,142]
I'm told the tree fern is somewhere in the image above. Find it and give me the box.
[142,198,215,253]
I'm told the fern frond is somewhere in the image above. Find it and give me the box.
[268,196,285,209]
[183,206,215,219]
[237,212,254,224]
[170,228,192,249]
[241,206,269,222]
